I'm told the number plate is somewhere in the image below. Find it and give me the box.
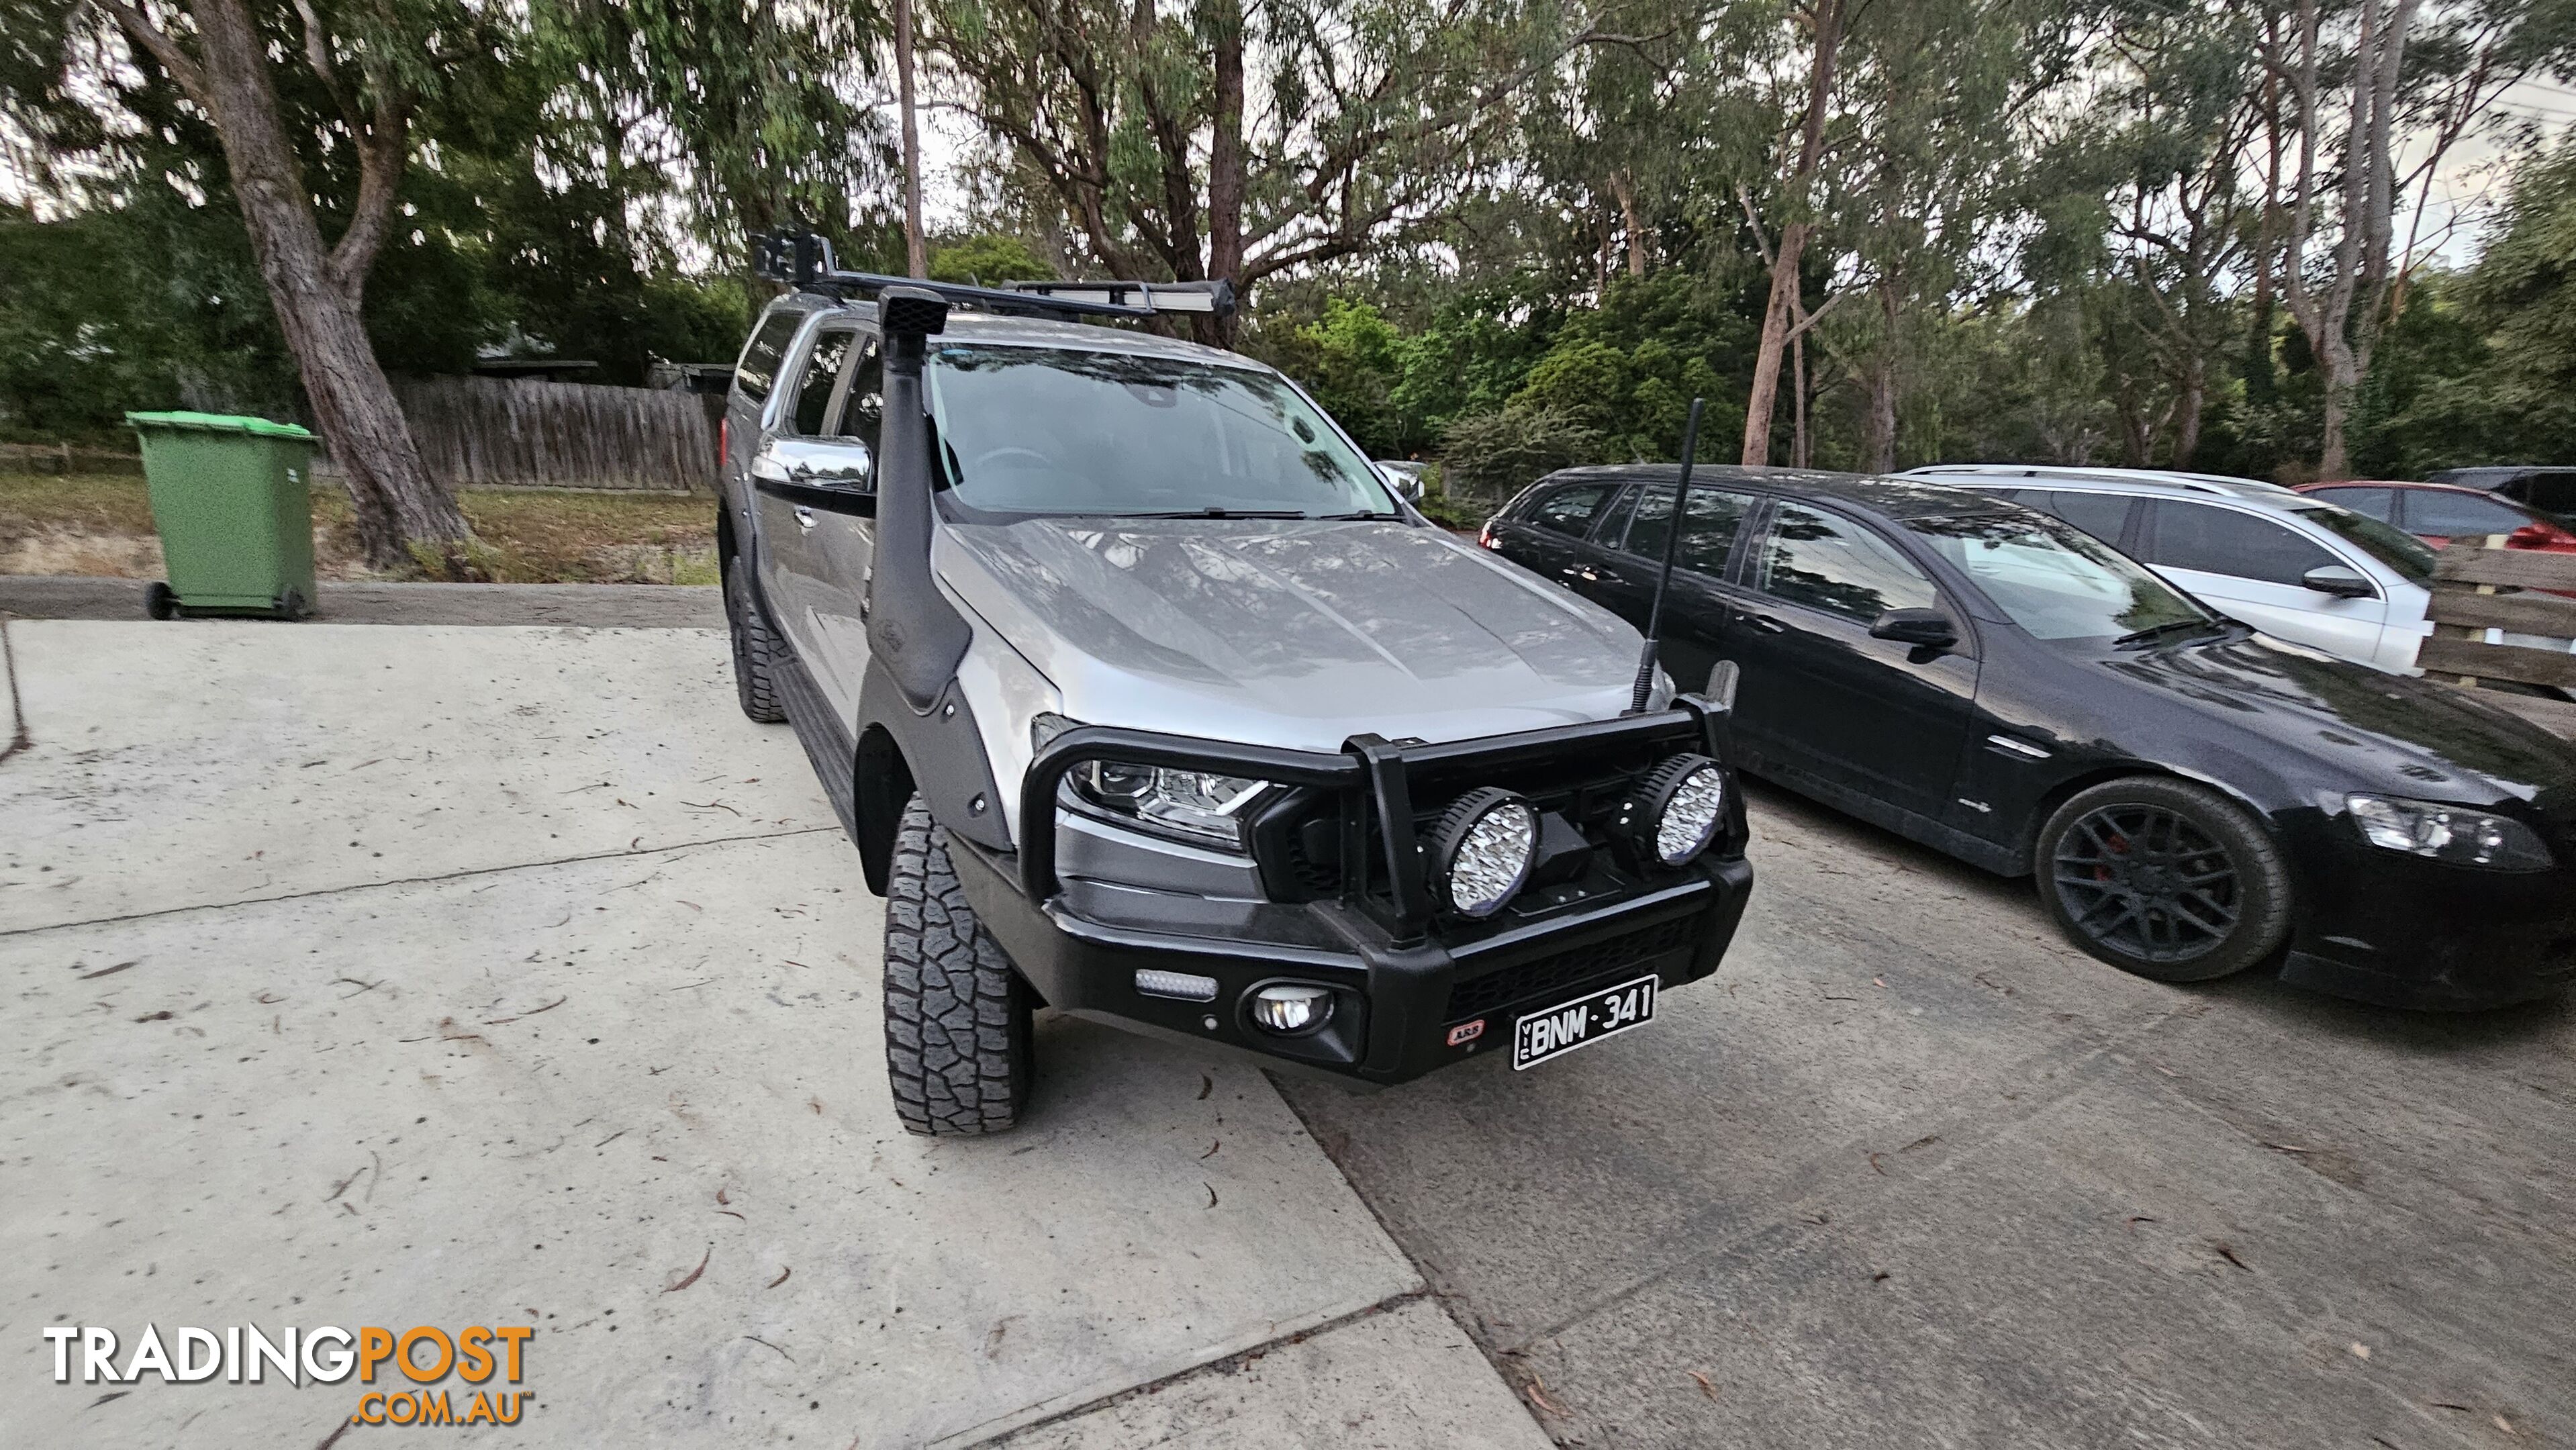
[1511,974,1658,1071]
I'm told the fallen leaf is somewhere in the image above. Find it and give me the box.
[2261,1142,2313,1155]
[2125,1216,2158,1231]
[1872,1270,1891,1283]
[1872,976,1886,988]
[89,1391,129,1408]
[1687,1369,1719,1402]
[1204,1181,1219,1209]
[716,1209,746,1222]
[664,1245,711,1292]
[1901,1134,1940,1153]
[2211,1243,2250,1271]
[744,1335,794,1363]
[80,960,139,980]
[1527,1378,1565,1416]
[1200,1139,1221,1159]
[2495,1414,2516,1436]
[2349,1343,2371,1360]
[1866,1151,1888,1176]
[716,1188,729,1204]
[1196,1074,1212,1101]
[767,1267,791,1289]
[132,1010,173,1022]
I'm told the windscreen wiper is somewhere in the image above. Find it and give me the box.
[1123,508,1308,520]
[1310,510,1397,520]
[2112,618,2222,648]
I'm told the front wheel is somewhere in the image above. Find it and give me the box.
[2035,777,2292,983]
[884,798,1035,1134]
[722,557,786,724]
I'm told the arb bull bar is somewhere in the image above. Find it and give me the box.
[944,700,1754,1085]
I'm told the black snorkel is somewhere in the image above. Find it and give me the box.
[866,287,975,710]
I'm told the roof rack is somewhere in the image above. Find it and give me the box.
[751,230,1234,323]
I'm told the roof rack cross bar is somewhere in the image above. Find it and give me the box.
[751,230,1231,322]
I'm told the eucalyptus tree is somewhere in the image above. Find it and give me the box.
[927,0,1623,344]
[9,0,512,569]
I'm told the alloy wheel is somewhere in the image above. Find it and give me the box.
[2050,804,2242,965]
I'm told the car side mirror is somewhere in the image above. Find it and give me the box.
[806,440,873,489]
[2301,564,2375,599]
[1868,607,1956,648]
[1703,659,1739,715]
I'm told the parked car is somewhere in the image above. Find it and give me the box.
[2293,479,2576,550]
[2426,465,2576,518]
[1482,465,2576,1008]
[718,235,1755,1134]
[1905,465,2438,673]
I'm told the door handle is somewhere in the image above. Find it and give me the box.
[1746,613,1786,634]
[793,505,818,531]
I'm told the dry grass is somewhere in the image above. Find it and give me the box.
[1,471,718,585]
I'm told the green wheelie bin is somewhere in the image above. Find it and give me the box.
[126,411,320,620]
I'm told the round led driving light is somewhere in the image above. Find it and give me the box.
[1249,983,1333,1034]
[1625,753,1727,866]
[1430,787,1539,918]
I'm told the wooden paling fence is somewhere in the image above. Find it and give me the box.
[2424,538,2576,737]
[390,375,716,493]
[0,441,144,474]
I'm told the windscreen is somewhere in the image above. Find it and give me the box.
[924,345,1396,518]
[2291,503,2436,581]
[1906,512,2211,641]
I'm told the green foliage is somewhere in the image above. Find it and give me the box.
[929,234,1059,286]
[1437,407,1602,504]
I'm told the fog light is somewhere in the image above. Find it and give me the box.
[1249,983,1333,1034]
[1135,969,1218,1002]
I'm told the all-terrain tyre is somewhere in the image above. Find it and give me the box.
[884,798,1035,1134]
[2035,776,2293,983]
[723,557,787,723]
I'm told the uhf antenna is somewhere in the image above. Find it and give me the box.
[1628,396,1705,714]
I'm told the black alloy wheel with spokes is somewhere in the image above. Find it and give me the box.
[2035,777,2292,983]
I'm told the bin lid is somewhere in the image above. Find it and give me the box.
[125,410,316,440]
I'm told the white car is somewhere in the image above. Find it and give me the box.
[1905,465,2438,673]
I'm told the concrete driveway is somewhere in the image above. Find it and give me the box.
[1283,783,2576,1449]
[0,620,1548,1449]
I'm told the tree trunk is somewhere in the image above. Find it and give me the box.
[115,0,467,572]
[1791,330,1809,469]
[1610,171,1646,277]
[1203,0,1247,347]
[2172,350,2206,468]
[1742,0,1844,468]
[897,0,927,278]
[1860,279,1899,473]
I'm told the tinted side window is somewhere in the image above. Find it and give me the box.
[2307,485,2395,522]
[2404,489,2528,538]
[2036,490,2134,545]
[1529,483,1615,536]
[792,330,856,436]
[2142,501,2336,585]
[1621,484,1753,576]
[836,339,886,481]
[1752,504,1936,623]
[735,311,804,403]
[2508,472,2576,516]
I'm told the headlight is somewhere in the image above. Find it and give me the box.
[1621,753,1726,866]
[1430,787,1539,918]
[1034,714,1272,849]
[2345,794,2553,871]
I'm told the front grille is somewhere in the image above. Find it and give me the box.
[1445,914,1701,1020]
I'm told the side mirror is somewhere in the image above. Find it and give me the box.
[804,440,873,487]
[2301,564,2375,599]
[1703,659,1740,715]
[1868,607,1957,648]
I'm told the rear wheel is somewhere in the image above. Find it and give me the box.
[884,798,1035,1135]
[722,557,786,723]
[2035,777,2291,983]
[144,582,177,620]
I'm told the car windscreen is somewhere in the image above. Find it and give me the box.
[2289,504,2436,582]
[924,345,1396,518]
[1905,511,2212,641]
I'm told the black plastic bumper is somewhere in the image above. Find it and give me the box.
[2279,824,2576,1010]
[949,707,1756,1083]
